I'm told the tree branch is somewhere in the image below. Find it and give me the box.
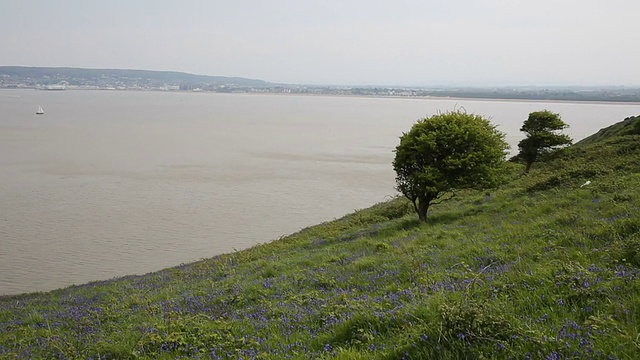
[431,191,455,205]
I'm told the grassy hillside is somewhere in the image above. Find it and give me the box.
[575,115,640,147]
[1,121,640,359]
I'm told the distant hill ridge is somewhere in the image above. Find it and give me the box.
[0,66,270,87]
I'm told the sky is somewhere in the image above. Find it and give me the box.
[1,0,639,86]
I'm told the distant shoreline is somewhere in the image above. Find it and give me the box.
[259,91,640,106]
[2,66,638,103]
[2,87,640,106]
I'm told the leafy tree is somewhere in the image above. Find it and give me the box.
[393,111,509,222]
[517,110,572,173]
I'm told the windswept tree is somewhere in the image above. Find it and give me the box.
[517,110,572,173]
[393,111,509,222]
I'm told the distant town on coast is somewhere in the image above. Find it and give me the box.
[1,66,639,103]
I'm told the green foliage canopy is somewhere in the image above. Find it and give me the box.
[517,110,572,172]
[393,111,509,222]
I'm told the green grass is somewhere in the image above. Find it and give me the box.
[575,115,640,146]
[2,126,640,359]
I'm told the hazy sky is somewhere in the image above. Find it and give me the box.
[1,0,638,86]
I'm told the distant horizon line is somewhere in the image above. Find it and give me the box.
[1,65,639,89]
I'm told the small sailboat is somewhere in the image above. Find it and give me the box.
[36,105,44,115]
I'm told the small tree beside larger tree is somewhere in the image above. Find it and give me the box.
[393,111,509,222]
[517,110,572,173]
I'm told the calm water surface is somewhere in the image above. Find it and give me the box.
[1,90,639,295]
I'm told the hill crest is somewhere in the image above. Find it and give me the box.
[0,66,270,88]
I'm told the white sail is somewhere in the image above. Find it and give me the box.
[36,106,44,115]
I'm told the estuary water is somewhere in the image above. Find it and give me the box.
[1,90,639,295]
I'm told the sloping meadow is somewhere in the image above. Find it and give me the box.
[1,132,640,359]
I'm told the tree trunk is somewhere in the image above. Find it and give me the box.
[524,161,532,173]
[524,152,537,173]
[417,197,430,222]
